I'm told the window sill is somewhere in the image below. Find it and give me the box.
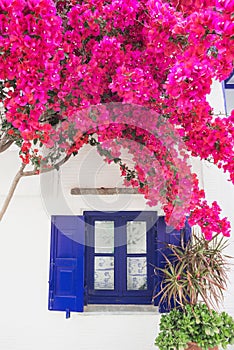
[82,305,159,315]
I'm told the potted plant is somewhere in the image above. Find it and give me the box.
[154,230,234,350]
[155,303,234,350]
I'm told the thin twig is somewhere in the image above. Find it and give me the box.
[22,153,71,177]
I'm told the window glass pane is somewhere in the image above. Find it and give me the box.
[127,257,147,290]
[127,221,146,254]
[94,257,114,290]
[95,221,114,253]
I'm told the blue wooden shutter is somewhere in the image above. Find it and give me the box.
[48,216,85,318]
[155,216,191,313]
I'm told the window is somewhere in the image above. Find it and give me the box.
[223,70,234,115]
[48,212,190,318]
[85,212,157,304]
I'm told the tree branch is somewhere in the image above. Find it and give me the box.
[0,139,14,153]
[0,163,26,221]
[22,153,72,177]
[0,153,72,221]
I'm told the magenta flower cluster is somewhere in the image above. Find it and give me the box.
[0,0,233,239]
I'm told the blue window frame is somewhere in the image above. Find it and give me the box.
[224,70,234,89]
[85,211,157,305]
[48,212,191,317]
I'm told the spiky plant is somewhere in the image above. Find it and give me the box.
[154,229,232,310]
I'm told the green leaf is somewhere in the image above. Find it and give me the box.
[178,346,184,350]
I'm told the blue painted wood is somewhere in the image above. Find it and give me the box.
[48,216,85,316]
[48,213,190,313]
[224,70,234,89]
[85,211,157,304]
[155,217,191,313]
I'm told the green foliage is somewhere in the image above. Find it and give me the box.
[155,304,234,350]
[154,232,234,349]
[154,232,231,310]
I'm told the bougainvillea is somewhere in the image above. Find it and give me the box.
[0,0,233,239]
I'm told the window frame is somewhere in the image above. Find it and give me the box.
[84,211,157,305]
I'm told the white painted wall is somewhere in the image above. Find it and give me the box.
[0,194,159,350]
[0,149,160,350]
[0,81,233,350]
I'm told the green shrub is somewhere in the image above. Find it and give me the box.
[155,303,234,350]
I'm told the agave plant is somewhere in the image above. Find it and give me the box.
[154,230,232,310]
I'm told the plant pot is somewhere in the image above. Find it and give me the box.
[186,342,218,350]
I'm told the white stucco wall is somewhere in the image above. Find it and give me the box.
[0,149,160,350]
[1,149,234,350]
[0,81,233,350]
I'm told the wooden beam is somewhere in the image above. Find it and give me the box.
[70,187,140,195]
